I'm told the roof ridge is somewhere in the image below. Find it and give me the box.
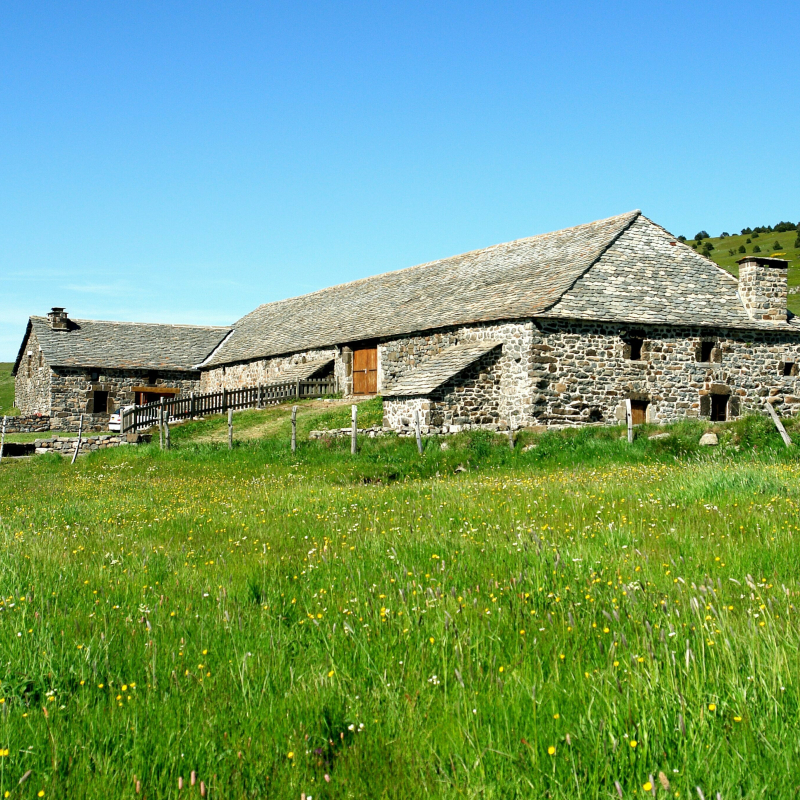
[537,211,641,313]
[29,316,231,330]
[239,210,641,323]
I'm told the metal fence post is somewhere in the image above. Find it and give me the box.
[291,405,297,454]
[228,408,233,450]
[351,404,357,455]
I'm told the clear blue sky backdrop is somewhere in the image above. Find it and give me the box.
[2,1,799,361]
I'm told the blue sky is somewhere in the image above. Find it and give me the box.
[2,1,799,361]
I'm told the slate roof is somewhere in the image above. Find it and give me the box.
[383,341,502,396]
[265,358,334,384]
[14,316,231,375]
[543,215,800,331]
[204,210,641,366]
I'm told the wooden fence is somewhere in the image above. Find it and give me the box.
[121,377,337,434]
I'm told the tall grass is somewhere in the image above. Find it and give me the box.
[0,413,799,797]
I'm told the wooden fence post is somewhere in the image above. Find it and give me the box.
[291,405,297,454]
[0,415,6,463]
[351,404,358,455]
[625,399,633,444]
[257,384,262,409]
[190,392,195,419]
[71,414,84,465]
[766,401,794,447]
[159,397,165,450]
[414,409,423,455]
[222,388,227,414]
[508,426,515,450]
[164,415,171,450]
[228,408,233,450]
[295,380,301,401]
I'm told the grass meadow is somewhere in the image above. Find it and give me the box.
[1,403,800,798]
[0,364,16,418]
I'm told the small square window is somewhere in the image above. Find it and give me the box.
[699,341,715,362]
[90,371,99,381]
[626,338,643,361]
[782,362,796,377]
[148,370,158,385]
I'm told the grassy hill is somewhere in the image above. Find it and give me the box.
[684,228,800,316]
[0,361,17,416]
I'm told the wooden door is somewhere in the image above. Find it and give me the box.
[352,347,378,394]
[630,400,648,425]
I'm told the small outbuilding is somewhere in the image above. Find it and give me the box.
[13,308,230,431]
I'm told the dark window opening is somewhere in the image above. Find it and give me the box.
[90,371,99,381]
[710,394,728,422]
[92,391,109,414]
[699,341,715,362]
[630,399,649,425]
[627,338,643,361]
[782,362,796,377]
[148,370,158,385]
[588,407,603,422]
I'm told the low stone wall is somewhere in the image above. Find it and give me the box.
[33,433,151,456]
[2,414,51,434]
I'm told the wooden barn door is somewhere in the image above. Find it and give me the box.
[630,400,648,425]
[353,347,378,394]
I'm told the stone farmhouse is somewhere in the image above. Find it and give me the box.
[12,309,229,431]
[197,210,800,434]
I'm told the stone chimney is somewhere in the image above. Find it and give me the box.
[47,307,69,330]
[736,256,789,322]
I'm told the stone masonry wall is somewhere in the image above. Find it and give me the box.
[532,320,800,426]
[2,414,52,434]
[382,318,800,433]
[199,348,338,393]
[14,327,51,415]
[50,368,201,432]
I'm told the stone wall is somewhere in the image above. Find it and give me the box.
[531,320,800,426]
[49,368,201,432]
[2,414,51,434]
[382,318,800,432]
[14,327,51,415]
[200,348,338,393]
[33,433,150,456]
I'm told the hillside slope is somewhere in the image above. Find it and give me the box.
[684,228,800,316]
[0,362,16,416]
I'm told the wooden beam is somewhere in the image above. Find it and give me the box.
[766,401,794,448]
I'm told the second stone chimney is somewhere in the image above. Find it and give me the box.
[736,256,789,322]
[47,307,69,330]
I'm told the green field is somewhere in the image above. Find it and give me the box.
[0,363,17,417]
[685,229,800,316]
[1,400,800,798]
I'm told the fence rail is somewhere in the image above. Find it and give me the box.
[121,377,337,434]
